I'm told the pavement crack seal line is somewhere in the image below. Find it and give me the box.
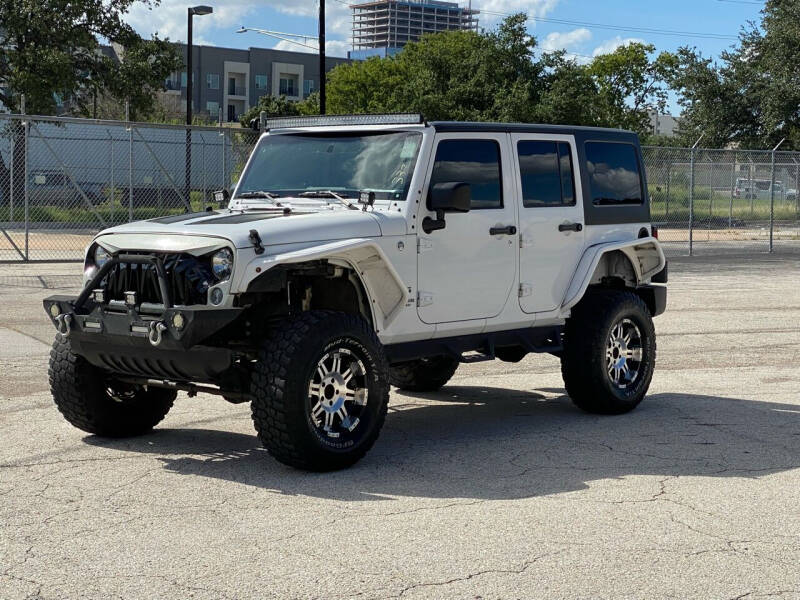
[86,572,239,600]
[381,499,487,517]
[669,514,799,570]
[1,545,43,596]
[0,455,144,469]
[390,550,567,598]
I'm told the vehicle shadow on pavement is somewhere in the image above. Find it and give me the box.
[85,387,800,501]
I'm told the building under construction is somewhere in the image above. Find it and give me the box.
[349,0,480,60]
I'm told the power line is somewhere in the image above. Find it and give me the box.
[237,27,319,50]
[336,1,739,49]
[478,9,738,40]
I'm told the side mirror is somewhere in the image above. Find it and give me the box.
[423,182,471,234]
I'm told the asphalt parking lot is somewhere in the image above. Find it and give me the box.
[1,254,799,599]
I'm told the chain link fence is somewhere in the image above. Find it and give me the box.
[2,114,799,262]
[642,146,800,257]
[0,114,259,262]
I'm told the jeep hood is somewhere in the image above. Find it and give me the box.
[95,209,403,252]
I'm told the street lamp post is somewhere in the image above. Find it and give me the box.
[186,5,213,209]
[319,0,326,114]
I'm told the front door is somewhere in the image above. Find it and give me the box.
[512,134,585,314]
[417,133,518,324]
[227,104,236,123]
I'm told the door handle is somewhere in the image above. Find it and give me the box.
[558,222,583,232]
[490,225,517,236]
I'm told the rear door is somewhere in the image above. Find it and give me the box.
[512,134,585,314]
[417,133,518,324]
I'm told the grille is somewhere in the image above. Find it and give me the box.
[103,253,213,306]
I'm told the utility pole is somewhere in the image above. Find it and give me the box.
[186,6,213,210]
[319,0,326,114]
[769,138,785,253]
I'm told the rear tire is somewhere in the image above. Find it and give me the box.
[250,311,390,471]
[561,289,656,415]
[389,356,460,392]
[49,335,176,436]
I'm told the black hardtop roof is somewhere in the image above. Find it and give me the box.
[429,121,638,141]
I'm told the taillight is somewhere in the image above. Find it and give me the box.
[651,225,659,239]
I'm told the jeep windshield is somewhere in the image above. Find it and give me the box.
[235,131,423,203]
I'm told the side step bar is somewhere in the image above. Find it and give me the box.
[385,325,563,364]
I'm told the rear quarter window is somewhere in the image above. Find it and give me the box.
[585,142,644,206]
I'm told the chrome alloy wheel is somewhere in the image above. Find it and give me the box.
[606,318,644,389]
[308,348,368,439]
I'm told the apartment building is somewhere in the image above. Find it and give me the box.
[164,44,349,123]
[349,0,479,60]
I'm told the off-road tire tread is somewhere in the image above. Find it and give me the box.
[250,310,390,471]
[389,356,460,392]
[49,335,175,436]
[561,289,656,415]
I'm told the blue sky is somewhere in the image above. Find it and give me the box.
[125,0,764,113]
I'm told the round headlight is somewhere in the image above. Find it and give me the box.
[212,248,233,282]
[94,245,110,268]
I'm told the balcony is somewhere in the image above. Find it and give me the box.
[227,85,246,97]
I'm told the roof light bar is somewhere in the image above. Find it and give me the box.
[265,114,425,130]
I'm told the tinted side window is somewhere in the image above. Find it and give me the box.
[430,140,502,209]
[559,143,575,205]
[585,142,643,206]
[518,141,575,207]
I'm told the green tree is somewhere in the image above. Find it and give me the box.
[671,0,800,149]
[532,51,599,126]
[331,14,545,122]
[0,0,181,117]
[327,56,407,115]
[239,94,320,128]
[325,15,676,136]
[588,43,678,133]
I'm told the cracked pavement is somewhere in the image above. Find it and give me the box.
[1,254,799,599]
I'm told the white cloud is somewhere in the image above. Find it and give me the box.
[124,0,353,50]
[125,1,254,42]
[592,36,646,57]
[124,0,564,58]
[540,27,591,52]
[476,0,560,24]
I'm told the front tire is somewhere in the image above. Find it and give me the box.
[389,355,459,392]
[561,290,656,415]
[49,335,176,436]
[250,311,390,471]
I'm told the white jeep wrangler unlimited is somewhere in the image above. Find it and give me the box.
[44,114,667,471]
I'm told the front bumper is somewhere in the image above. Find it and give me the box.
[43,253,243,383]
[44,296,242,382]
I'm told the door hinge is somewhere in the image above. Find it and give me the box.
[518,283,533,298]
[417,238,433,253]
[417,291,434,307]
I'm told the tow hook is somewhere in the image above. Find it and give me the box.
[148,321,168,347]
[55,314,72,336]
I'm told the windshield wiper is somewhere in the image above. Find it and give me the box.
[237,190,280,199]
[299,190,358,210]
